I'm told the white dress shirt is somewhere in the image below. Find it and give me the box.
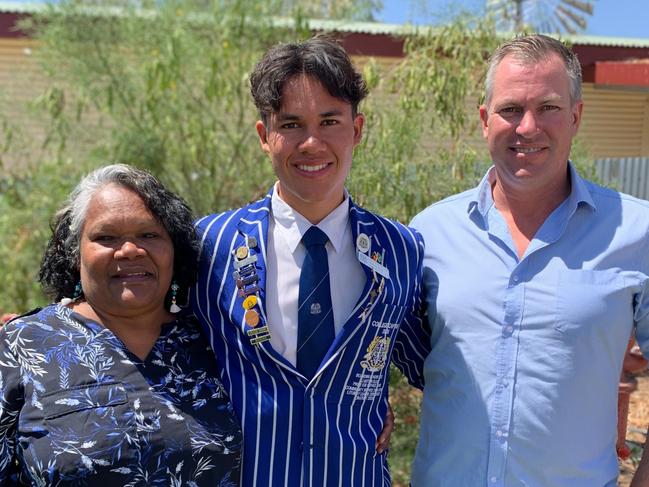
[265,187,366,366]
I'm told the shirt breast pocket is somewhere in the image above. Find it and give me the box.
[37,381,136,475]
[43,381,129,420]
[555,269,631,335]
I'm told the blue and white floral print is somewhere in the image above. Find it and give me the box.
[0,304,241,486]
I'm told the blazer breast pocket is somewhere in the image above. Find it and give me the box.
[334,303,407,403]
[366,302,407,335]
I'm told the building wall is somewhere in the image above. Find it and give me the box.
[1,37,46,123]
[580,83,649,157]
[0,37,48,168]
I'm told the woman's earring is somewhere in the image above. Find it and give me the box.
[73,282,83,300]
[61,281,83,306]
[170,282,181,313]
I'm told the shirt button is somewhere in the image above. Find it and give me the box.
[495,430,503,437]
[504,326,514,335]
[490,476,498,483]
[513,275,519,282]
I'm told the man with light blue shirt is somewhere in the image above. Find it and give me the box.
[410,34,649,486]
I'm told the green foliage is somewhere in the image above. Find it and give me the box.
[350,19,500,221]
[571,137,598,183]
[18,0,315,216]
[0,158,85,313]
[2,0,291,312]
[388,365,423,485]
[282,0,383,21]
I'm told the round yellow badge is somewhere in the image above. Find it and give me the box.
[235,246,249,260]
[242,295,258,310]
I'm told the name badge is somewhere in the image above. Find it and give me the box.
[357,251,390,280]
[234,254,258,269]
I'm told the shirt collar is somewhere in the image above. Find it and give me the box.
[468,161,596,219]
[565,162,596,213]
[271,183,350,254]
[471,166,497,217]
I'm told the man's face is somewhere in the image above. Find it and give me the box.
[256,74,364,223]
[479,53,583,194]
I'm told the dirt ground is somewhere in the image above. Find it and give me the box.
[619,370,649,486]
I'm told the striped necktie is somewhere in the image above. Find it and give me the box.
[296,226,335,379]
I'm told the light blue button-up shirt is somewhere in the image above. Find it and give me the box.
[410,164,649,487]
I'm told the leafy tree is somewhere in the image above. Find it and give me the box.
[17,0,315,216]
[350,18,500,221]
[0,154,84,311]
[1,0,293,313]
[282,0,383,21]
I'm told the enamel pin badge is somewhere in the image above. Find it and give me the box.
[232,235,271,345]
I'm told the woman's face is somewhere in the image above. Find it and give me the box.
[78,184,174,319]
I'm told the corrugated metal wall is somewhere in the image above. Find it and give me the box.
[1,37,106,169]
[0,38,46,128]
[595,157,649,200]
[580,83,649,157]
[0,38,49,168]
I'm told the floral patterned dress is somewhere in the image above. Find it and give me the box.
[0,304,242,486]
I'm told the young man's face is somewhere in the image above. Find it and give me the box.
[256,74,364,223]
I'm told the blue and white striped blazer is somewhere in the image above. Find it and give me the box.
[192,189,430,486]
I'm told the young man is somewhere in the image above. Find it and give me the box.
[192,37,430,486]
[411,34,649,486]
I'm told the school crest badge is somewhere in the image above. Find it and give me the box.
[361,335,391,372]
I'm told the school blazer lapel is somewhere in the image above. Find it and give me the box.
[234,193,299,374]
[317,200,386,373]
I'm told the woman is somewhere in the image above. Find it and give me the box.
[0,164,242,486]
